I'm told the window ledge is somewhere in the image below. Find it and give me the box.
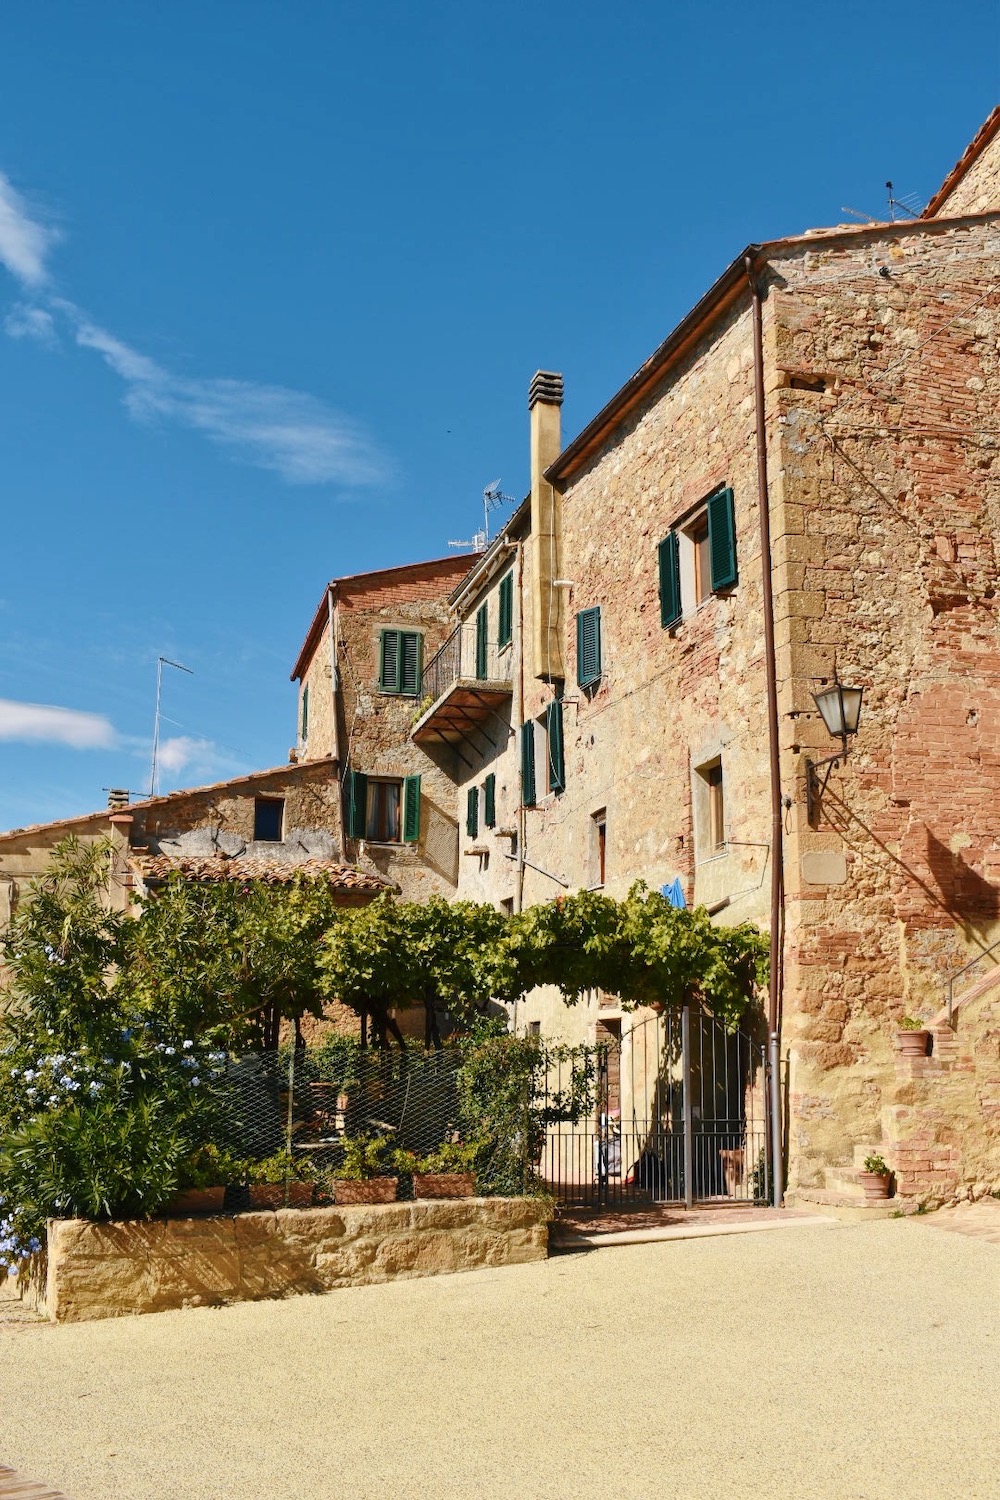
[695,848,729,867]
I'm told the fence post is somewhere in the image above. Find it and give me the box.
[285,1044,295,1208]
[681,1005,694,1210]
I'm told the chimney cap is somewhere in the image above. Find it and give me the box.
[107,788,131,810]
[529,370,563,410]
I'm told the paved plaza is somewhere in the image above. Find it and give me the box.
[1,1214,998,1500]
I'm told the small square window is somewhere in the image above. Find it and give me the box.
[527,1020,541,1037]
[254,798,284,842]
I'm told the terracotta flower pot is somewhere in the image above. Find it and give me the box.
[166,1187,226,1216]
[248,1182,314,1210]
[858,1171,891,1202]
[412,1171,476,1199]
[896,1028,931,1057]
[333,1176,399,1205]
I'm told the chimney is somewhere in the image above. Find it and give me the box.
[107,789,130,810]
[528,371,564,680]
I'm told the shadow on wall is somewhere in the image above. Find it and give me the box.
[925,830,1000,924]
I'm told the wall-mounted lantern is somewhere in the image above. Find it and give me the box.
[806,681,863,824]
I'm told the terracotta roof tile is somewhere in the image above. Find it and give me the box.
[128,852,390,893]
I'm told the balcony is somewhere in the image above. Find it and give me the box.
[411,623,513,762]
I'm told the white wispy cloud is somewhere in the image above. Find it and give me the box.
[64,307,384,485]
[0,699,116,750]
[0,173,58,287]
[0,176,387,488]
[156,735,223,777]
[4,301,57,345]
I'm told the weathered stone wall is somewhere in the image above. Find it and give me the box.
[768,217,1000,1192]
[42,1197,551,1322]
[927,123,1000,219]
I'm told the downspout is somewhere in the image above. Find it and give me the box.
[326,585,340,764]
[515,538,526,916]
[745,253,785,1207]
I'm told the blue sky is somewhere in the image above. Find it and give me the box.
[0,1,996,828]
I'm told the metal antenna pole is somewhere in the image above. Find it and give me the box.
[149,656,193,797]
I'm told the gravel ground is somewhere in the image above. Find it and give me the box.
[1,1217,998,1500]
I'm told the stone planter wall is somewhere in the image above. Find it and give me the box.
[42,1197,552,1323]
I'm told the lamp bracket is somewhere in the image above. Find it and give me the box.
[806,742,847,824]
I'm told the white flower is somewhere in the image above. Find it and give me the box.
[190,1077,201,1087]
[182,1040,194,1050]
[164,1047,175,1056]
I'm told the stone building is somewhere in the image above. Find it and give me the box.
[404,108,1000,1208]
[290,553,479,900]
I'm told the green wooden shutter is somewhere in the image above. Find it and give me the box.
[379,630,401,692]
[708,487,738,591]
[301,684,309,740]
[658,532,682,628]
[475,604,488,679]
[520,722,536,807]
[498,573,513,648]
[483,772,496,827]
[402,774,421,843]
[345,769,368,839]
[546,699,565,793]
[466,785,479,839]
[400,632,422,695]
[576,607,602,689]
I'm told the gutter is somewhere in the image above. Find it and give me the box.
[745,251,785,1209]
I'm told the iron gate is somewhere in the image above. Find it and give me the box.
[536,1007,771,1209]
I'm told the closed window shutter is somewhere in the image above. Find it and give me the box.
[466,785,479,839]
[345,769,368,839]
[658,532,682,628]
[475,604,488,679]
[379,631,401,692]
[708,487,738,591]
[498,573,513,647]
[400,632,422,695]
[576,607,602,689]
[520,722,536,807]
[546,699,565,793]
[402,774,421,843]
[484,772,496,827]
[301,685,309,740]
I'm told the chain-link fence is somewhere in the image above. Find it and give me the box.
[210,1036,535,1206]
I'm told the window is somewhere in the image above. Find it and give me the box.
[659,487,738,629]
[254,797,284,842]
[576,607,602,689]
[546,698,565,794]
[500,897,514,917]
[300,685,309,742]
[379,630,423,696]
[466,785,479,839]
[694,758,726,858]
[520,721,536,807]
[483,772,496,828]
[498,572,514,649]
[527,1020,541,1037]
[344,770,421,843]
[592,809,607,887]
[475,603,488,680]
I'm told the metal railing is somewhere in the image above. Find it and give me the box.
[420,624,513,705]
[945,935,1000,1023]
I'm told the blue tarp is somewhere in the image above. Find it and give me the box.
[661,878,686,909]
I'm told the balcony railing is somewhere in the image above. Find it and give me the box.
[421,624,512,704]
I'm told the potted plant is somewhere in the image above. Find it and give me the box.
[167,1144,243,1216]
[246,1151,316,1209]
[896,1016,931,1057]
[403,1142,478,1200]
[331,1133,399,1205]
[858,1153,892,1202]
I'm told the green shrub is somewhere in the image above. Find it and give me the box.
[863,1154,889,1176]
[335,1133,397,1181]
[898,1016,926,1031]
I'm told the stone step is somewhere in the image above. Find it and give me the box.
[0,1466,73,1499]
[784,1189,899,1221]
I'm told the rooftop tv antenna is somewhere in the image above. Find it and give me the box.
[149,656,193,797]
[448,478,518,552]
[885,181,922,221]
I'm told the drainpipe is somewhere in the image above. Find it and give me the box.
[515,538,526,915]
[746,253,785,1207]
[326,585,340,764]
